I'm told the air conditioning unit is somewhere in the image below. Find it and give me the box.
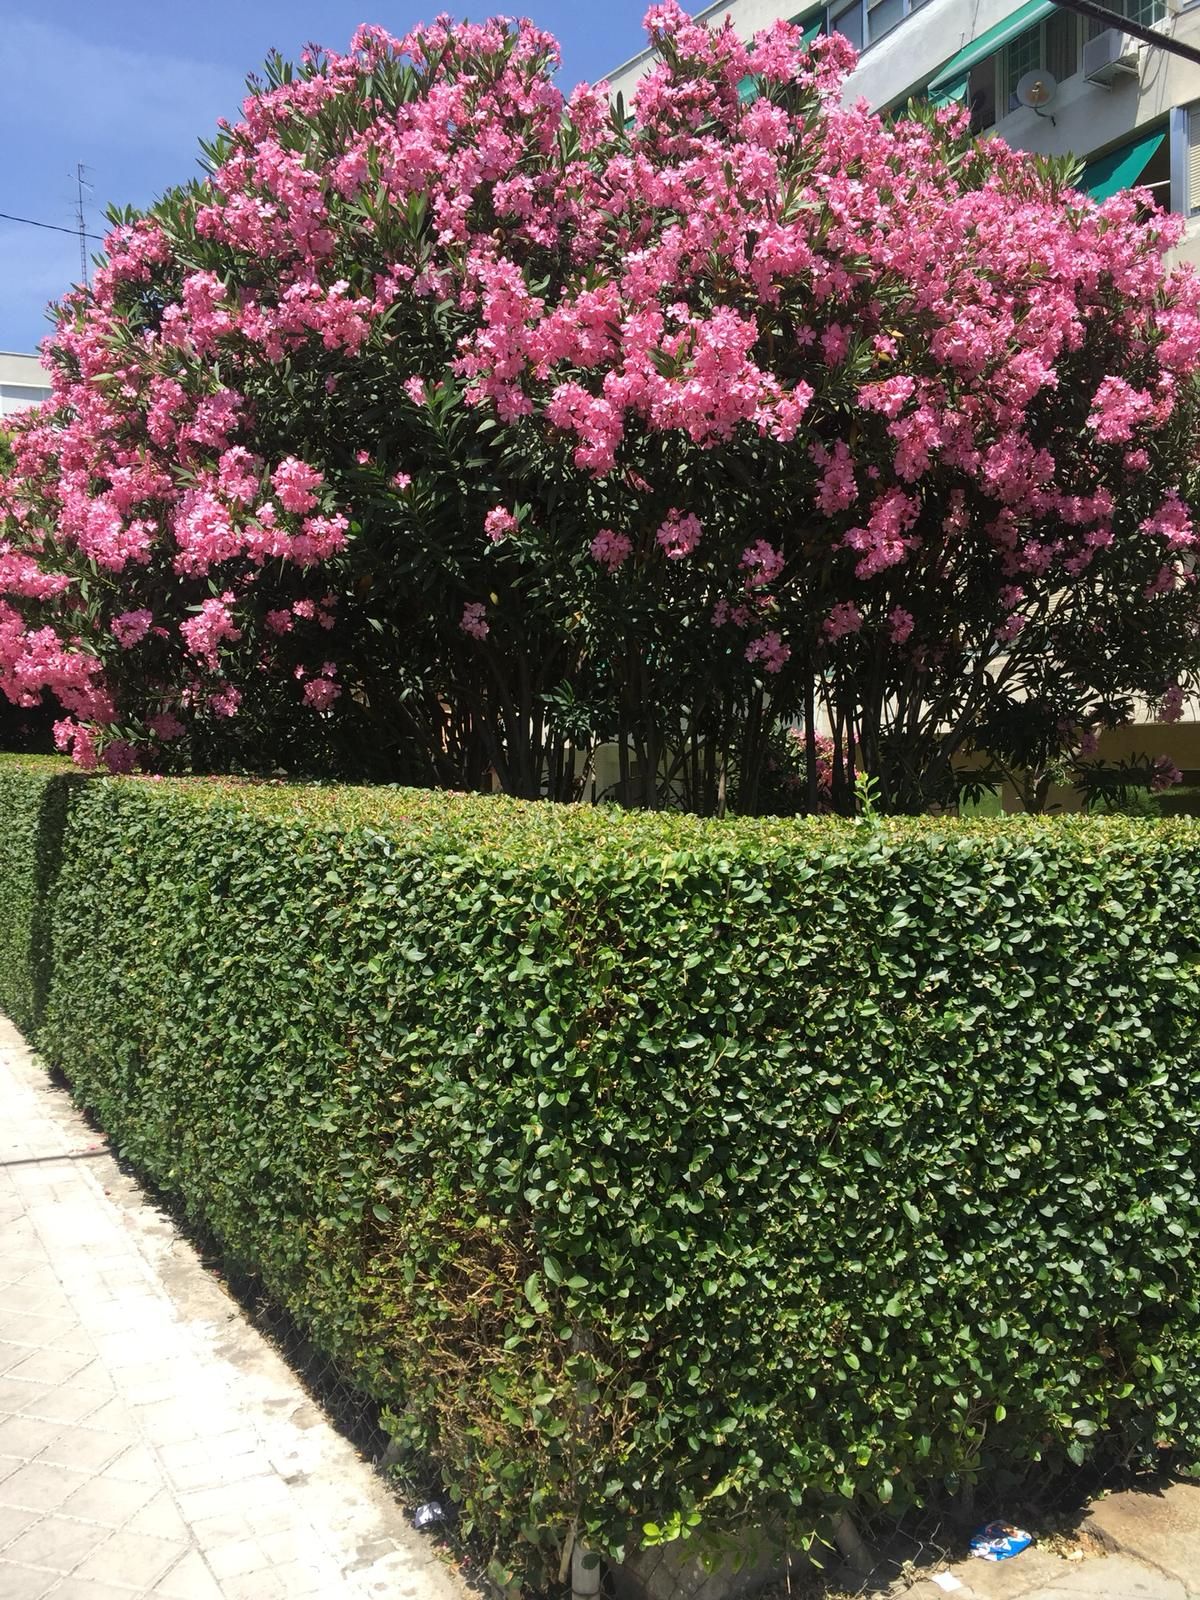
[1083,28,1140,85]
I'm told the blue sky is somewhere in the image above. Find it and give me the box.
[0,1,652,354]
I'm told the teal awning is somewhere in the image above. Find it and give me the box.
[927,0,1055,104]
[1075,128,1165,202]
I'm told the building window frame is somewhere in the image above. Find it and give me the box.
[1000,10,1082,114]
[1173,101,1200,217]
[824,0,931,53]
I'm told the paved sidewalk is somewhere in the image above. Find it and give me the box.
[0,1015,467,1600]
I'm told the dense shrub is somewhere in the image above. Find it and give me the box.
[5,754,1200,1583]
[0,756,75,1036]
[3,11,1200,811]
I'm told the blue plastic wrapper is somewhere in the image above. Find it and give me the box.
[969,1521,1033,1561]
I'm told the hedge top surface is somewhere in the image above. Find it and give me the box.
[2,754,1196,864]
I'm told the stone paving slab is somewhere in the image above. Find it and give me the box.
[0,1013,469,1600]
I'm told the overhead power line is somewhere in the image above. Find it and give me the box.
[0,210,104,242]
[1048,0,1200,67]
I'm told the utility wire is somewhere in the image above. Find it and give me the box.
[0,210,105,242]
[1048,0,1200,67]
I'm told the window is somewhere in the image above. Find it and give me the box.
[1004,11,1080,111]
[867,0,905,42]
[1044,8,1076,80]
[826,0,927,51]
[1188,104,1200,214]
[1004,24,1042,110]
[829,0,864,49]
[967,58,997,131]
[0,383,50,417]
[1088,0,1166,33]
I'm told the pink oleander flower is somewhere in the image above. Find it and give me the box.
[461,601,489,640]
[110,609,153,649]
[53,719,97,769]
[741,540,784,586]
[656,509,702,560]
[745,630,790,673]
[1088,376,1156,444]
[590,528,632,571]
[1151,754,1183,792]
[208,683,241,717]
[485,506,518,542]
[888,606,914,644]
[392,471,413,490]
[824,601,862,640]
[102,739,136,774]
[271,457,324,514]
[1160,684,1185,723]
[303,662,341,710]
[148,710,185,740]
[179,594,241,668]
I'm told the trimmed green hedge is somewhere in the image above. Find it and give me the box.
[0,756,77,1037]
[4,756,1200,1582]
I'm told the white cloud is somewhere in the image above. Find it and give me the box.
[0,18,242,172]
[0,17,245,347]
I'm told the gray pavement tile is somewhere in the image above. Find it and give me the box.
[0,1414,66,1460]
[57,1473,159,1527]
[0,1501,39,1547]
[0,1379,52,1417]
[36,1425,131,1475]
[70,1529,188,1588]
[2,1512,110,1572]
[0,1462,93,1513]
[123,1490,190,1544]
[0,1559,60,1599]
[150,1550,224,1600]
[4,1351,94,1387]
[17,1386,114,1427]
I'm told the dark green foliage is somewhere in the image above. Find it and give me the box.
[1156,786,1200,818]
[4,754,1200,1581]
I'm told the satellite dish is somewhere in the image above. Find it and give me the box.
[1016,69,1057,109]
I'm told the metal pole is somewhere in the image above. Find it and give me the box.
[74,163,91,288]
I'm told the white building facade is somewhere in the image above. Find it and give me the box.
[608,0,1200,267]
[0,352,51,420]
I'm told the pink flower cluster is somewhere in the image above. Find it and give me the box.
[0,2,1198,771]
[656,510,702,561]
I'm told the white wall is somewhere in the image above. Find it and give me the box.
[0,352,51,418]
[0,353,50,419]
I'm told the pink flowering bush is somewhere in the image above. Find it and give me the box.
[2,8,1200,808]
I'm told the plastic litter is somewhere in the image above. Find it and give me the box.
[930,1574,965,1593]
[411,1500,455,1531]
[968,1521,1033,1561]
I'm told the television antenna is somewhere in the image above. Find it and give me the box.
[72,162,93,287]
